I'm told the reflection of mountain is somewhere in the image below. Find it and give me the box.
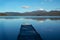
[0,10,60,16]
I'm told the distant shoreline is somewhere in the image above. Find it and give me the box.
[0,16,60,20]
[0,10,60,16]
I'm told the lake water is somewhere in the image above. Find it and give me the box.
[0,16,60,40]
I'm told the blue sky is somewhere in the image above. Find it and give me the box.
[0,0,60,12]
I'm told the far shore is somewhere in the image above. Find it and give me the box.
[0,17,60,20]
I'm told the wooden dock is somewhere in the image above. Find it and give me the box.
[17,24,42,40]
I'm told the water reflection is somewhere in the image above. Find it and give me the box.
[37,19,51,23]
[38,20,44,23]
[0,18,60,40]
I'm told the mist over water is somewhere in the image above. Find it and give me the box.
[0,16,60,40]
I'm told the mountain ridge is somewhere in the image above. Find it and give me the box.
[0,10,60,16]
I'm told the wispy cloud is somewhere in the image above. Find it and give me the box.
[40,0,53,4]
[22,6,30,9]
[44,0,53,2]
[40,2,44,4]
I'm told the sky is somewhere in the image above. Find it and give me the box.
[0,0,60,12]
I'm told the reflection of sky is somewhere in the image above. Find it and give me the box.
[0,0,60,12]
[37,19,51,23]
[0,19,60,40]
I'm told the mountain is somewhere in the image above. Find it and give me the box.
[0,10,60,16]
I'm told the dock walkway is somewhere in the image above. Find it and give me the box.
[17,24,42,40]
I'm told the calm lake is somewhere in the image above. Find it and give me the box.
[0,16,60,40]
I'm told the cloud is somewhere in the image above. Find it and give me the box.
[44,0,53,2]
[40,0,53,4]
[22,6,30,9]
[49,0,53,2]
[38,8,44,10]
